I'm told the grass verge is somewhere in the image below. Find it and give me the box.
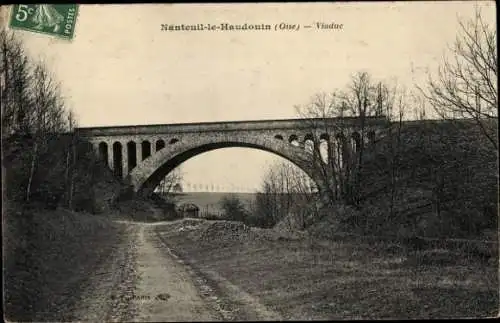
[156,218,498,320]
[3,203,128,322]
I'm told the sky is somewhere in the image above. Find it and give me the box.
[2,2,496,192]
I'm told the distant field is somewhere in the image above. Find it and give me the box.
[173,192,257,215]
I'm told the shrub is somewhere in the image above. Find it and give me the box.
[219,194,250,223]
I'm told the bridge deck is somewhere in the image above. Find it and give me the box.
[76,116,389,136]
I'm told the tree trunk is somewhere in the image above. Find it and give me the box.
[68,134,76,209]
[64,142,70,207]
[355,108,366,205]
[25,141,38,203]
[389,125,396,219]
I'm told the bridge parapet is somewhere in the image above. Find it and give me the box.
[76,116,388,136]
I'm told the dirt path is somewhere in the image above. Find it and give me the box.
[73,221,281,321]
[155,228,283,321]
[133,224,222,321]
[71,223,140,322]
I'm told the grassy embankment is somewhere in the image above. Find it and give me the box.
[352,119,498,239]
[156,217,498,320]
[2,140,157,322]
[3,202,130,322]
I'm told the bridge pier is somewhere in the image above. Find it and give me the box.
[122,141,129,179]
[107,141,114,171]
[137,142,143,164]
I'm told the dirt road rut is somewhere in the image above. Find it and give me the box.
[74,221,281,321]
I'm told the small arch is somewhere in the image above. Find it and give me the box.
[142,140,151,160]
[127,141,137,171]
[177,203,200,218]
[368,130,376,144]
[113,142,123,178]
[304,134,314,153]
[289,134,299,146]
[351,132,361,153]
[169,138,179,144]
[98,142,108,166]
[274,134,283,140]
[319,138,329,163]
[156,139,165,151]
[319,133,329,141]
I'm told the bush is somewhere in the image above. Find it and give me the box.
[201,213,221,221]
[219,194,250,223]
[244,213,273,228]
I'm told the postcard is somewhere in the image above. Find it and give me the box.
[2,2,498,321]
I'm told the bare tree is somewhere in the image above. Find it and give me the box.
[340,72,397,205]
[64,108,78,208]
[387,87,407,220]
[156,167,183,202]
[2,29,72,205]
[254,160,317,228]
[25,63,66,202]
[419,7,497,149]
[294,71,394,206]
[1,29,33,137]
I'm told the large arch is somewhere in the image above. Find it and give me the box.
[127,135,326,198]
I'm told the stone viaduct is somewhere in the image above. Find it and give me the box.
[76,117,389,198]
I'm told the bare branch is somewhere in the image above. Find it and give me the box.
[419,6,497,149]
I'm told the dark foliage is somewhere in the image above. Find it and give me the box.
[351,119,498,238]
[219,194,251,223]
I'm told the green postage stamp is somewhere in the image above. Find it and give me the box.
[9,4,78,40]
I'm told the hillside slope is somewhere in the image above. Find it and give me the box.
[2,135,128,213]
[3,203,130,321]
[319,119,498,239]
